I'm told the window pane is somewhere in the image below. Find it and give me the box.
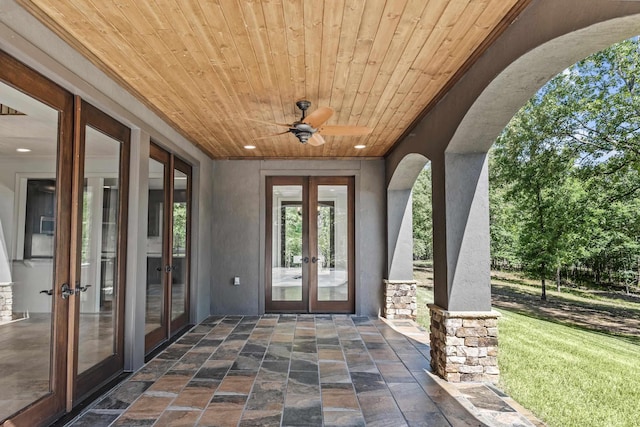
[272,185,303,301]
[77,126,121,373]
[171,169,188,321]
[146,158,165,334]
[0,81,59,420]
[317,185,348,301]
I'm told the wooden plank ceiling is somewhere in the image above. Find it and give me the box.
[18,0,528,159]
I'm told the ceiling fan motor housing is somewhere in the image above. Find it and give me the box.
[292,129,312,143]
[291,121,315,143]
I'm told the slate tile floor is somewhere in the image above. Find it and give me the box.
[67,315,538,427]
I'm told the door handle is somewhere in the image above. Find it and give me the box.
[61,283,74,299]
[302,257,309,263]
[311,256,318,264]
[40,289,53,296]
[165,265,173,272]
[77,284,91,293]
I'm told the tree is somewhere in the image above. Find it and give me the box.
[490,37,640,297]
[412,165,432,261]
[493,89,583,300]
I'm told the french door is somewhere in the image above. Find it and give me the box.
[145,143,191,354]
[70,99,130,403]
[0,50,129,426]
[266,176,354,313]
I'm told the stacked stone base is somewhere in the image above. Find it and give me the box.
[0,284,13,322]
[383,280,417,320]
[429,304,500,383]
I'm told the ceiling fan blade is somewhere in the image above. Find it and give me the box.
[245,118,291,128]
[319,125,372,136]
[253,131,290,140]
[308,133,325,146]
[303,106,334,128]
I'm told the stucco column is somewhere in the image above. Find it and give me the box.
[384,189,417,319]
[432,152,491,311]
[430,151,499,382]
[387,189,414,280]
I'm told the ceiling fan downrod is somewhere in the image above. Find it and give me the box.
[293,100,314,143]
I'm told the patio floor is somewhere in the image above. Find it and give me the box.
[66,315,540,427]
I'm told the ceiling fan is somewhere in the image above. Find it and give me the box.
[247,100,371,146]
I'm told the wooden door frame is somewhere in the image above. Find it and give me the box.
[265,176,355,314]
[0,49,73,426]
[308,176,355,314]
[69,99,130,406]
[169,157,192,335]
[145,144,192,354]
[265,176,310,312]
[145,143,171,352]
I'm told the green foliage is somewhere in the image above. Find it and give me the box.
[489,37,640,292]
[173,202,187,252]
[284,206,302,263]
[412,166,432,260]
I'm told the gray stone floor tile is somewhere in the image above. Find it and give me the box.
[66,315,538,427]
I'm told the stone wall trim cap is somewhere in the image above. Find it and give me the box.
[384,279,418,284]
[428,304,501,319]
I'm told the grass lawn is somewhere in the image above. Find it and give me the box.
[498,309,640,427]
[414,269,640,426]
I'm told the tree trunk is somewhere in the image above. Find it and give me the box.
[556,265,561,292]
[541,262,547,301]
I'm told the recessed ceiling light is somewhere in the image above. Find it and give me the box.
[244,145,256,150]
[16,148,31,153]
[354,145,366,149]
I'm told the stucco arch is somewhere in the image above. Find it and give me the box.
[387,153,430,280]
[448,13,640,154]
[386,0,640,182]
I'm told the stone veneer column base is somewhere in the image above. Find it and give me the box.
[383,279,417,320]
[429,304,500,383]
[0,284,13,322]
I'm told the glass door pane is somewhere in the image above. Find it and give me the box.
[266,177,309,312]
[0,75,69,422]
[77,127,122,374]
[145,155,167,352]
[316,185,349,301]
[72,102,129,403]
[170,166,189,326]
[309,177,354,313]
[272,185,304,302]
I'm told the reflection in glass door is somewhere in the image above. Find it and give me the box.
[266,178,307,311]
[72,100,130,403]
[170,161,190,331]
[266,177,354,313]
[145,144,191,354]
[310,179,354,313]
[0,51,74,425]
